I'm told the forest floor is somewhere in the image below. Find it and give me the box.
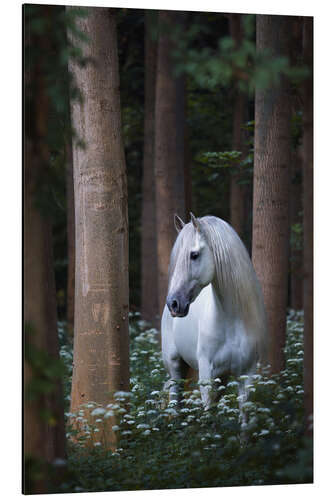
[56,310,312,493]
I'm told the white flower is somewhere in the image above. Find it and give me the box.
[259,429,269,436]
[137,423,150,429]
[114,391,132,399]
[112,425,120,432]
[142,429,151,436]
[52,458,67,467]
[94,442,102,447]
[164,407,178,416]
[107,403,119,409]
[257,407,271,414]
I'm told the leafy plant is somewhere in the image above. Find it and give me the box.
[58,310,312,493]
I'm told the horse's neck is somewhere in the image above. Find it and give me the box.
[211,278,235,319]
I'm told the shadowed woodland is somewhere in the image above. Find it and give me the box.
[24,5,313,494]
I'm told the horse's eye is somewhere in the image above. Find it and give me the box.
[190,251,200,260]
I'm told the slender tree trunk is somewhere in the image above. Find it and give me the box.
[24,6,66,493]
[66,138,75,335]
[141,11,158,324]
[252,15,293,373]
[184,106,192,216]
[290,151,303,310]
[155,10,186,316]
[301,17,313,432]
[229,14,247,239]
[67,7,129,447]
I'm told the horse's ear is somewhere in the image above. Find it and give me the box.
[174,214,185,233]
[190,212,201,232]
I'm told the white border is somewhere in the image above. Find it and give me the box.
[1,0,332,499]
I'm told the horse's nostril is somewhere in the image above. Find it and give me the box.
[171,299,179,312]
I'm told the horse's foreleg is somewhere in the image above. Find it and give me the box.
[164,357,188,407]
[238,374,254,442]
[198,359,217,410]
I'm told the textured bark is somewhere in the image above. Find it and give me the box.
[66,138,75,335]
[290,151,303,310]
[68,7,129,446]
[252,15,293,373]
[229,14,247,239]
[24,6,66,492]
[184,108,192,216]
[141,11,159,323]
[301,17,313,432]
[155,10,186,316]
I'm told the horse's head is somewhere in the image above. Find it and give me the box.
[166,213,215,317]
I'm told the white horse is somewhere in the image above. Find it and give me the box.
[161,213,267,412]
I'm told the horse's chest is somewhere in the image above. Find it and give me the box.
[197,311,255,375]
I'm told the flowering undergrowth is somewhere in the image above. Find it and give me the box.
[58,310,312,493]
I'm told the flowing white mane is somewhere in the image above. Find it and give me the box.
[169,215,267,362]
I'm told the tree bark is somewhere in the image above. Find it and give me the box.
[155,10,186,317]
[290,151,303,310]
[301,17,313,432]
[141,11,159,324]
[66,138,75,335]
[229,14,247,239]
[67,7,130,447]
[184,106,192,216]
[24,5,66,492]
[252,15,293,373]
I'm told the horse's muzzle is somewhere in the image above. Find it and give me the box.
[167,296,190,317]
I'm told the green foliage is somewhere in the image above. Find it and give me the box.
[170,13,309,94]
[57,311,312,493]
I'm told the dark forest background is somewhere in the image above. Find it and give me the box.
[23,4,313,494]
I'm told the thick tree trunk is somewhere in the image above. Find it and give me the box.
[301,17,313,432]
[24,6,66,492]
[66,138,75,335]
[155,10,186,316]
[67,7,129,447]
[252,15,293,373]
[229,14,247,239]
[141,11,159,324]
[290,151,303,310]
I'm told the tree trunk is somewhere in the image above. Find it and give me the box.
[184,106,192,216]
[252,15,293,373]
[67,7,129,447]
[301,17,313,432]
[290,151,303,310]
[66,138,75,335]
[141,11,159,324]
[24,6,66,493]
[229,14,247,239]
[155,10,186,317]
